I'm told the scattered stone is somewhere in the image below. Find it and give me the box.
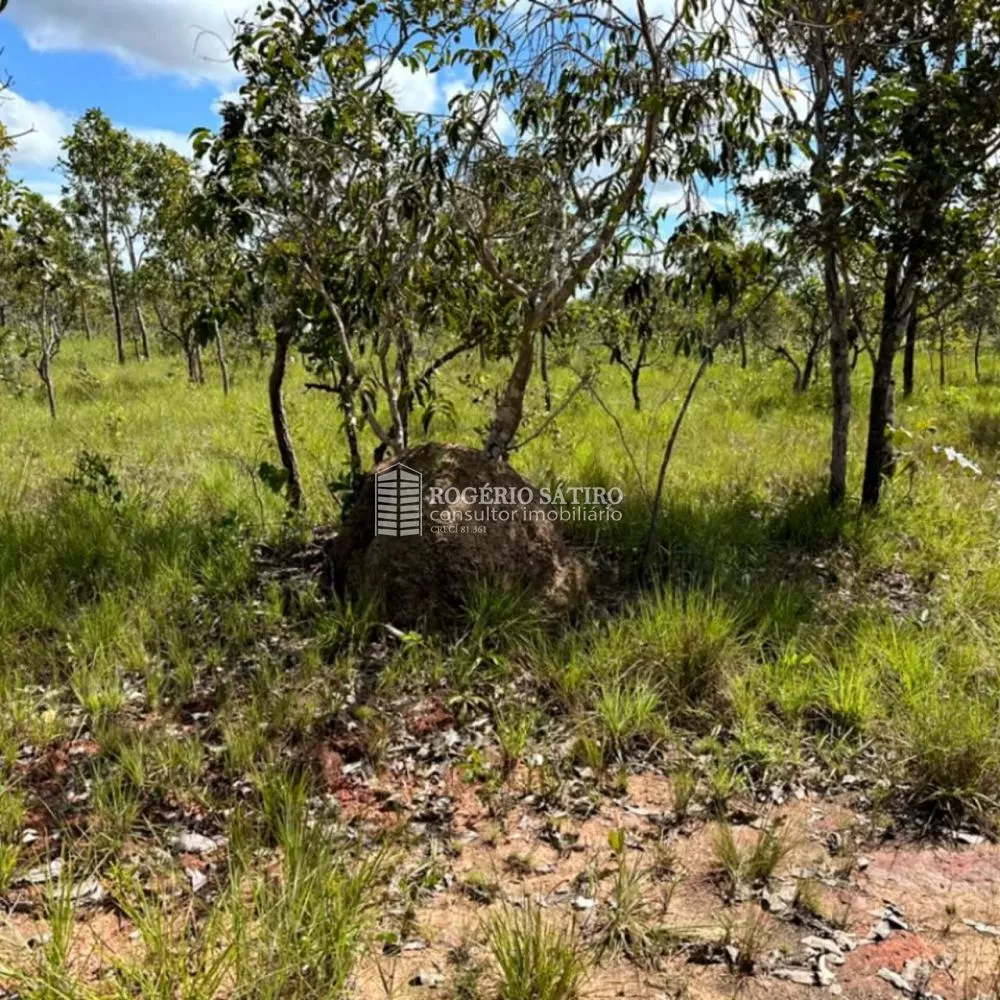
[964,919,1000,938]
[872,921,894,941]
[773,968,817,986]
[70,877,106,906]
[829,985,843,995]
[572,896,597,911]
[410,968,445,989]
[186,868,207,893]
[951,831,986,846]
[816,955,837,987]
[171,831,220,855]
[17,859,62,885]
[802,936,844,957]
[831,930,858,952]
[878,968,914,994]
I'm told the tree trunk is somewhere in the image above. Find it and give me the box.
[39,295,57,420]
[801,340,818,392]
[644,348,714,569]
[902,304,918,397]
[100,208,126,365]
[540,330,552,413]
[269,327,304,511]
[214,323,231,396]
[938,321,946,388]
[632,337,649,411]
[861,260,914,509]
[825,250,851,507]
[81,299,93,341]
[40,353,57,420]
[631,366,643,411]
[738,325,748,369]
[485,324,536,460]
[124,238,150,361]
[975,324,984,381]
[341,392,364,487]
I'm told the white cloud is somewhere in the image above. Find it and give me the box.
[133,128,194,157]
[0,92,71,171]
[8,0,248,85]
[20,174,65,206]
[367,59,441,116]
[649,181,684,213]
[0,92,195,180]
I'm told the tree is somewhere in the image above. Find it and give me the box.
[743,0,1000,508]
[739,0,875,506]
[853,0,1000,506]
[116,138,179,361]
[442,0,758,459]
[197,0,488,506]
[61,110,132,365]
[9,192,75,419]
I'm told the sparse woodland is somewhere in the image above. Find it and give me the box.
[2,1,1000,998]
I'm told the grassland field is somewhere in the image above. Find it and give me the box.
[2,335,1000,998]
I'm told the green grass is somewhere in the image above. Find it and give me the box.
[3,336,1000,991]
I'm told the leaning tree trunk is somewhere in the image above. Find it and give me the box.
[39,295,57,420]
[485,323,536,460]
[644,342,718,570]
[269,327,304,511]
[801,338,819,392]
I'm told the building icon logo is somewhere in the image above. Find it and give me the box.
[375,463,423,537]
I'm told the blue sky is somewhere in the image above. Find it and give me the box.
[0,0,450,202]
[0,1,749,221]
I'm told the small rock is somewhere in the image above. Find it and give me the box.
[773,968,816,986]
[17,859,62,885]
[964,919,1000,938]
[816,956,836,987]
[952,831,986,846]
[572,896,597,911]
[832,930,858,952]
[410,968,445,989]
[878,968,913,994]
[186,868,207,893]
[829,985,843,995]
[171,832,219,855]
[872,920,893,941]
[802,935,843,957]
[70,878,106,905]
